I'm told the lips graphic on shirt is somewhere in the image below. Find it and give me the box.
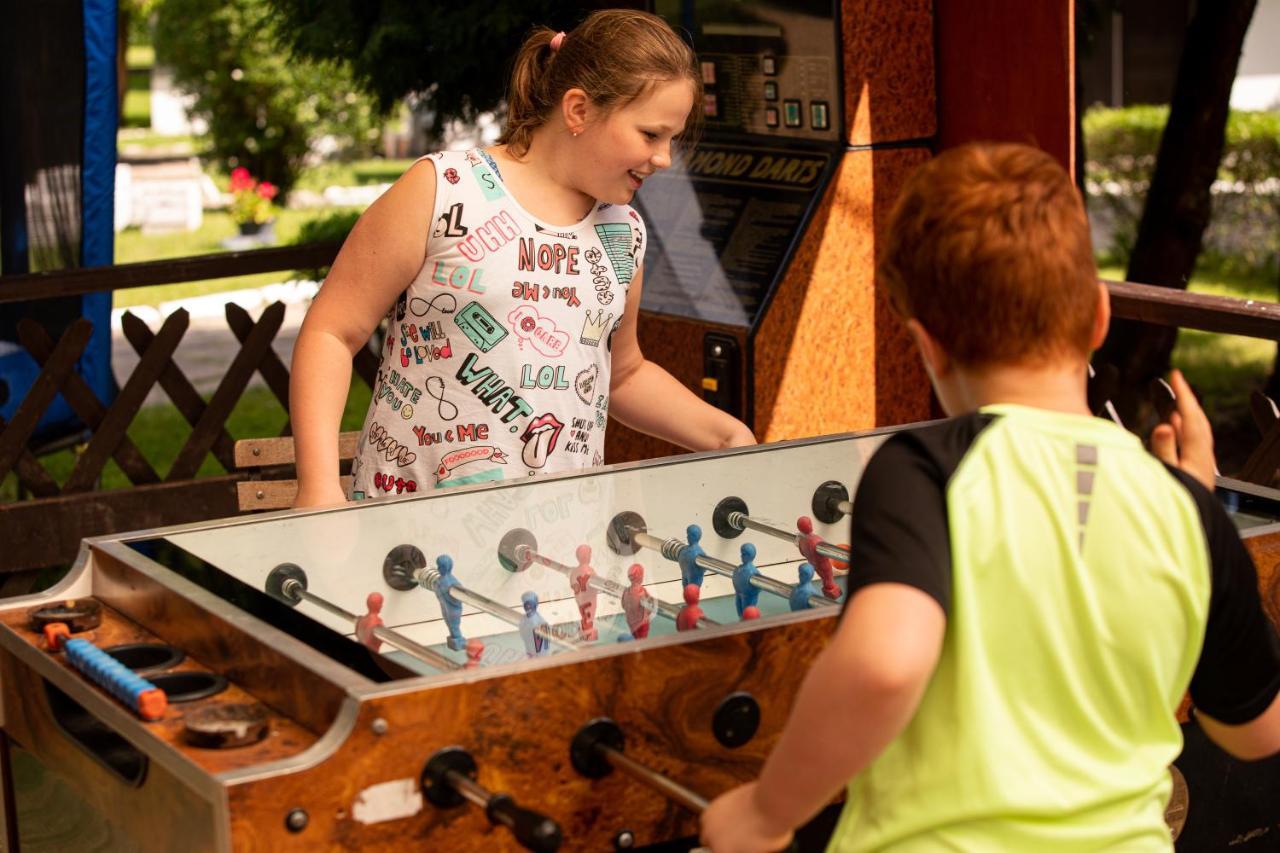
[521,413,564,469]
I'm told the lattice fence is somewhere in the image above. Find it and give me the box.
[0,301,376,578]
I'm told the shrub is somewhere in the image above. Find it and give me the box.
[1084,105,1280,274]
[291,209,361,281]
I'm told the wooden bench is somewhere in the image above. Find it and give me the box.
[234,431,359,511]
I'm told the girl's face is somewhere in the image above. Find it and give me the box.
[578,78,696,205]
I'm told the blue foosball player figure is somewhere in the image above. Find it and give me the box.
[434,555,467,651]
[789,563,820,612]
[679,524,707,588]
[518,591,551,657]
[733,542,761,618]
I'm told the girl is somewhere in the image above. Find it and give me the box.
[290,10,755,507]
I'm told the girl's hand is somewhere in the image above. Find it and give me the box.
[1150,369,1217,491]
[293,481,349,509]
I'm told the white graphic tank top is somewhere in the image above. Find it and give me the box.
[350,149,645,498]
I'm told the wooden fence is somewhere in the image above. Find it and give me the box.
[1,260,1279,583]
[0,242,376,586]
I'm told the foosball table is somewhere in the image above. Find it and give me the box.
[2,424,1278,851]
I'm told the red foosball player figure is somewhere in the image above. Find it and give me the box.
[676,583,704,631]
[797,516,841,599]
[355,592,384,651]
[572,544,600,641]
[621,563,653,639]
[463,638,485,669]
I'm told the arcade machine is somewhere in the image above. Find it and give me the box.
[607,0,936,462]
[0,426,1277,850]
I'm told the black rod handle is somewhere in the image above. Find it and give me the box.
[486,793,563,853]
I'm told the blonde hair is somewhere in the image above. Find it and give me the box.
[499,10,702,156]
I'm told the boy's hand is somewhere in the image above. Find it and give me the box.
[699,782,793,853]
[1150,369,1216,491]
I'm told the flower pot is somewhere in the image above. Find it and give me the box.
[237,219,276,243]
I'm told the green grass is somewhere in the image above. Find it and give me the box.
[112,208,361,309]
[122,89,151,129]
[118,131,198,151]
[0,382,373,502]
[293,158,416,193]
[126,45,155,69]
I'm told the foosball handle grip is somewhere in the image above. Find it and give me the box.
[486,793,563,852]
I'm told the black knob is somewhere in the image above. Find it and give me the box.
[487,793,563,852]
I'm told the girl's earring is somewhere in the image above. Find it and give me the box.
[572,130,580,138]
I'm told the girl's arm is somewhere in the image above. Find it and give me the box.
[608,267,756,451]
[290,161,437,507]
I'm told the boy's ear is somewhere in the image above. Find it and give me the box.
[1090,281,1111,350]
[906,319,950,378]
[561,88,590,135]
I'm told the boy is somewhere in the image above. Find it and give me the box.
[700,143,1280,852]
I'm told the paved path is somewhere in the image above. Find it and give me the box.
[111,280,319,409]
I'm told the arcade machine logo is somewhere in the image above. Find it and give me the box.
[675,144,829,191]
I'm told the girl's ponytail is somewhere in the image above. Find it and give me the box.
[498,11,702,158]
[499,27,558,155]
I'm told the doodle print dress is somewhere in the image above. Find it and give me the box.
[349,149,644,498]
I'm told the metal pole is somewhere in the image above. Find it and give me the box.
[518,546,690,626]
[415,568,583,652]
[597,743,709,813]
[727,511,851,563]
[279,578,459,671]
[632,532,836,609]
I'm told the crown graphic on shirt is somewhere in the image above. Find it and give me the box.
[579,310,614,346]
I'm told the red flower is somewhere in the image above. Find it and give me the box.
[229,167,254,192]
[256,181,278,200]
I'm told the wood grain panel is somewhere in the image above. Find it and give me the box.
[754,146,932,441]
[841,0,936,146]
[0,602,319,776]
[225,614,836,851]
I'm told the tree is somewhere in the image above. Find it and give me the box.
[263,0,603,130]
[1095,0,1257,423]
[153,0,384,197]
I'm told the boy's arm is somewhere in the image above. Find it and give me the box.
[701,584,944,851]
[290,161,436,507]
[702,429,957,852]
[1196,691,1280,760]
[1174,467,1280,760]
[608,267,755,451]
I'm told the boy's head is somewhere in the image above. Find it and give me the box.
[878,143,1102,376]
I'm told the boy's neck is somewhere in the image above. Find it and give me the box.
[942,360,1093,418]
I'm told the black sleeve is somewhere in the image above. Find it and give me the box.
[845,431,954,615]
[1168,468,1280,724]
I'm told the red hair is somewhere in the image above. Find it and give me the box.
[879,143,1099,367]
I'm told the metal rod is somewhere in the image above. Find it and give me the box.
[415,568,583,651]
[598,743,709,813]
[833,499,853,517]
[280,579,459,670]
[518,546,687,626]
[631,532,835,609]
[445,769,491,810]
[727,511,851,564]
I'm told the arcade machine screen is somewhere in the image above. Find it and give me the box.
[635,0,841,327]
